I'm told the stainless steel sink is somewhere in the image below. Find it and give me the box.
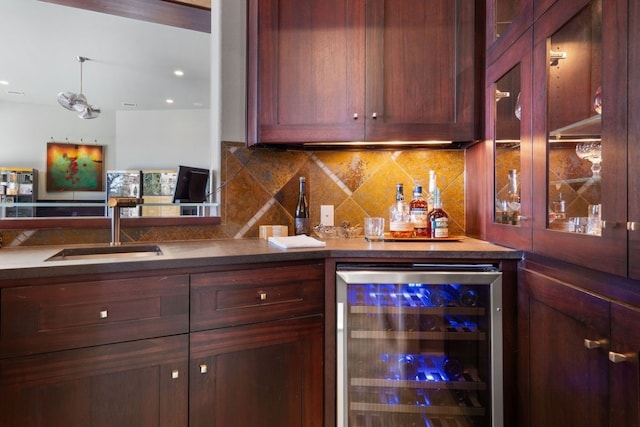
[46,244,163,261]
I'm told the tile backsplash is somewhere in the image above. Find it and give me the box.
[0,142,466,246]
[220,142,466,238]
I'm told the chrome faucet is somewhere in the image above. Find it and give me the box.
[108,197,142,246]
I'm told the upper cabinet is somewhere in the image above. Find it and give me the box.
[486,0,637,278]
[246,0,481,147]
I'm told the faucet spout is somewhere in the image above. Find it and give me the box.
[108,197,143,246]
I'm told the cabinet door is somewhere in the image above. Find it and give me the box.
[485,30,534,250]
[190,316,323,427]
[365,0,478,142]
[531,0,628,275]
[519,268,609,427]
[247,0,365,146]
[0,335,188,427]
[628,0,640,279]
[609,303,640,426]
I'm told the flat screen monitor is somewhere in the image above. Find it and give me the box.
[172,165,210,203]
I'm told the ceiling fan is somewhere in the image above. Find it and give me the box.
[57,56,101,119]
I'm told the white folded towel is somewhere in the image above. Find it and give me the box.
[268,235,327,249]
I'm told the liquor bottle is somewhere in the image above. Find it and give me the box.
[294,176,309,235]
[389,183,414,238]
[410,183,429,236]
[427,170,437,211]
[428,188,449,238]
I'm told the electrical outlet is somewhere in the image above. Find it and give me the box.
[320,205,334,226]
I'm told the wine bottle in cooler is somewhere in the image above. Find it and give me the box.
[294,176,309,235]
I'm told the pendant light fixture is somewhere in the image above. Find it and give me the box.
[57,56,101,119]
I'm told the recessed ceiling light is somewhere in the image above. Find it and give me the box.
[173,70,184,77]
[0,80,8,86]
[165,99,174,104]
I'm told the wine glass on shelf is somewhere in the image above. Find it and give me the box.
[575,142,602,177]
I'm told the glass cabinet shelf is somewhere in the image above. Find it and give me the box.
[549,114,601,140]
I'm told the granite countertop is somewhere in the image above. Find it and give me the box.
[0,236,521,282]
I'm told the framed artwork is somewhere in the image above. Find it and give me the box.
[46,143,104,192]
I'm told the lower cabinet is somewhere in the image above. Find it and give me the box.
[189,316,324,427]
[0,335,189,427]
[0,261,325,426]
[519,267,640,427]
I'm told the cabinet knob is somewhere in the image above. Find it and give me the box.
[608,351,632,363]
[199,363,208,374]
[584,338,608,349]
[371,112,378,119]
[258,291,268,301]
[99,310,108,319]
[602,220,619,229]
[627,221,639,232]
[353,113,358,119]
[519,215,529,221]
[171,369,180,379]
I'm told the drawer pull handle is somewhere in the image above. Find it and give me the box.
[628,221,639,232]
[258,291,268,301]
[171,370,180,379]
[353,113,358,119]
[372,112,378,119]
[584,338,607,349]
[200,364,208,374]
[609,352,632,363]
[100,310,108,319]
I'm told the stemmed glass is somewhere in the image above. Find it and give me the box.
[575,142,602,177]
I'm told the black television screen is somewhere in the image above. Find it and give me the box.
[172,165,210,203]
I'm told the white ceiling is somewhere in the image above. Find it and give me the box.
[0,0,211,112]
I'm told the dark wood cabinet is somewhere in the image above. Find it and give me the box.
[0,273,190,427]
[190,316,323,427]
[189,261,325,426]
[0,335,188,427]
[247,0,480,146]
[519,264,640,427]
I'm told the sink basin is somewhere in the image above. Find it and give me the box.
[46,244,163,261]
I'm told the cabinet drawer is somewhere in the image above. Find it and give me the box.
[0,275,189,357]
[191,262,324,331]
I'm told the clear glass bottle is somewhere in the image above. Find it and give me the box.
[427,170,437,212]
[294,176,309,235]
[428,188,449,238]
[410,183,429,237]
[507,169,521,225]
[389,183,414,238]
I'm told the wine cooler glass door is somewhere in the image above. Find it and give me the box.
[336,266,503,427]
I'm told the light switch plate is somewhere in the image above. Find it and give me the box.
[320,205,334,226]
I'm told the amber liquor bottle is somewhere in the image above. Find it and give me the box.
[294,177,310,235]
[428,188,449,238]
[410,183,429,237]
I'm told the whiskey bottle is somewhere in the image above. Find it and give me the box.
[294,176,309,235]
[389,183,414,238]
[428,188,449,238]
[410,183,429,237]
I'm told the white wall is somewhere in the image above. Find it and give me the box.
[0,101,210,200]
[0,101,116,200]
[115,109,210,170]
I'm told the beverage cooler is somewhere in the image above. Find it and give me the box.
[336,264,504,427]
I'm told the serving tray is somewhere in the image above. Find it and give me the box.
[366,234,465,242]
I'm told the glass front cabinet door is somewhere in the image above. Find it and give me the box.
[531,0,628,275]
[487,31,533,251]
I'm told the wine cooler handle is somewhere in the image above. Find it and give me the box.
[336,302,345,427]
[584,338,608,349]
[609,351,632,363]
